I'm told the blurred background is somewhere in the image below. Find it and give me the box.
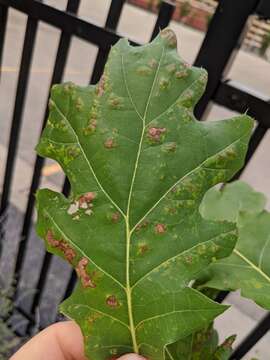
[0,0,270,358]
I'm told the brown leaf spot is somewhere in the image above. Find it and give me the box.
[155,223,166,234]
[97,74,106,97]
[162,142,177,153]
[75,97,84,111]
[138,244,149,255]
[46,230,76,263]
[66,145,80,159]
[178,89,194,109]
[111,212,120,223]
[62,244,76,263]
[104,138,116,149]
[148,127,166,143]
[222,335,236,349]
[63,83,75,93]
[166,63,176,73]
[160,28,177,47]
[76,258,96,288]
[78,192,96,207]
[46,229,60,247]
[159,78,170,90]
[136,65,152,76]
[135,220,149,232]
[148,58,157,68]
[106,295,119,308]
[88,312,101,325]
[83,119,97,135]
[184,254,193,264]
[107,94,123,109]
[175,69,188,79]
[164,206,176,214]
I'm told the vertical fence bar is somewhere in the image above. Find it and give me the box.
[105,0,125,30]
[0,16,39,246]
[151,0,175,40]
[256,0,270,18]
[230,312,270,359]
[62,176,71,197]
[90,48,109,85]
[62,0,126,302]
[62,270,77,301]
[0,4,8,80]
[12,0,81,326]
[90,0,125,84]
[194,0,261,119]
[231,124,267,180]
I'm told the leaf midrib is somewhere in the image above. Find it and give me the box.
[123,44,166,354]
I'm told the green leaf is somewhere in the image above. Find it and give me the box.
[166,324,218,359]
[213,335,236,360]
[165,324,235,360]
[200,181,270,309]
[36,29,253,359]
[200,181,266,222]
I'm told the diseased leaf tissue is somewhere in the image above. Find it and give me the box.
[36,29,253,359]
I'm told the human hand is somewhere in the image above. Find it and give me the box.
[11,321,145,360]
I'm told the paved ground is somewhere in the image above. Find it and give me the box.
[1,0,270,358]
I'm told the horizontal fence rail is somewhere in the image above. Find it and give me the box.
[0,0,269,358]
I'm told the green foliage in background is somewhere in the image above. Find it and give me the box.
[167,323,235,360]
[199,181,270,309]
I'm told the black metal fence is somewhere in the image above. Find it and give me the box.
[0,0,270,358]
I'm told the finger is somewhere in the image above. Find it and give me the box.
[11,321,86,360]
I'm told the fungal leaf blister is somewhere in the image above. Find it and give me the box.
[36,29,253,360]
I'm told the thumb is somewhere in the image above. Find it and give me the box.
[117,354,146,360]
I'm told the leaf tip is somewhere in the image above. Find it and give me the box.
[159,28,178,48]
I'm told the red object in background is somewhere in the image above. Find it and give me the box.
[127,0,212,32]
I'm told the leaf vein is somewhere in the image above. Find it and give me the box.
[44,210,126,290]
[135,308,221,330]
[68,304,130,329]
[51,99,125,218]
[132,229,236,289]
[233,248,270,283]
[131,131,251,232]
[258,235,270,269]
